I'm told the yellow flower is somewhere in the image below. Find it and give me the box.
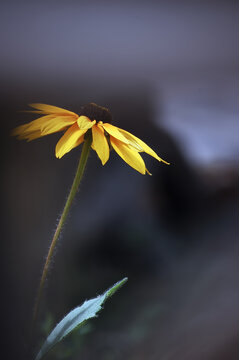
[12,103,169,174]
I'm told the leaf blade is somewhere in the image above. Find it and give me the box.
[35,278,128,360]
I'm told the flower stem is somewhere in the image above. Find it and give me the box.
[32,135,92,328]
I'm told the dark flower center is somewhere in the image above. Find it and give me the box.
[80,103,112,123]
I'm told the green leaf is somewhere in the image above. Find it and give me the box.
[35,278,128,360]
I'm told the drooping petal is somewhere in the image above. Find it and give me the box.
[110,136,146,174]
[25,130,44,141]
[117,129,143,151]
[146,168,152,176]
[55,123,87,159]
[13,129,44,142]
[74,134,85,149]
[29,103,78,117]
[12,114,76,140]
[77,116,96,130]
[118,128,169,164]
[11,124,30,139]
[11,115,55,140]
[41,116,76,135]
[22,110,47,114]
[102,123,130,145]
[92,124,109,165]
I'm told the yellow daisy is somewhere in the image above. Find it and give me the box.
[12,102,169,174]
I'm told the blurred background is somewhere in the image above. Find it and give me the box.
[2,0,239,359]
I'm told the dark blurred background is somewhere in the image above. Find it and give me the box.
[2,1,239,359]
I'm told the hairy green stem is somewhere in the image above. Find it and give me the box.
[32,135,92,327]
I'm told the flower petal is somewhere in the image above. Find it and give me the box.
[117,129,143,151]
[146,168,152,176]
[29,103,78,117]
[77,116,96,130]
[110,136,146,174]
[26,131,45,141]
[41,116,76,135]
[16,130,44,142]
[92,124,109,165]
[11,115,55,140]
[102,123,129,145]
[118,129,169,164]
[12,114,76,141]
[74,134,85,149]
[55,123,87,159]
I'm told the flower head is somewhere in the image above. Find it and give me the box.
[12,103,169,174]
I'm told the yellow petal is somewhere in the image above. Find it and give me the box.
[14,130,44,142]
[92,124,109,165]
[117,129,143,151]
[74,133,85,149]
[29,103,78,117]
[55,123,87,159]
[102,123,129,145]
[146,168,152,176]
[110,136,146,174]
[22,110,47,114]
[118,128,169,164]
[41,116,76,135]
[25,131,44,141]
[11,115,55,139]
[11,121,43,141]
[11,123,31,138]
[11,114,76,141]
[77,116,96,130]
